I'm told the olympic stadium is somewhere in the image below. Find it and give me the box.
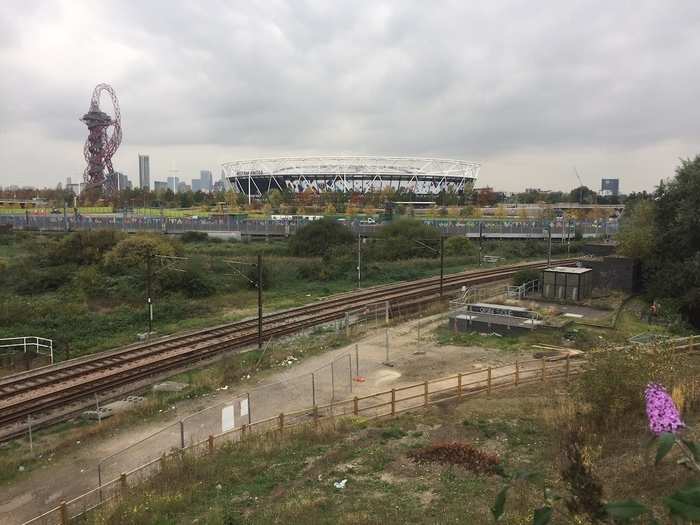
[222,156,480,200]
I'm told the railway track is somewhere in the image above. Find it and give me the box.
[0,258,575,439]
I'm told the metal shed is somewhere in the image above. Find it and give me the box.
[541,266,592,302]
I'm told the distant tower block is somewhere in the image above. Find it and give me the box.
[80,84,122,194]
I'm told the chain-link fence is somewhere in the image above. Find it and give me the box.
[97,352,353,488]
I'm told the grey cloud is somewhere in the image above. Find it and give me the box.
[1,0,699,189]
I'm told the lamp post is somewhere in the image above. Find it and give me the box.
[357,234,362,289]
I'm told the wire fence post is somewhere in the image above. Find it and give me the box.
[247,392,252,425]
[313,405,319,428]
[565,355,570,382]
[345,312,350,338]
[208,435,214,453]
[120,473,128,499]
[457,373,462,399]
[331,361,335,402]
[385,300,390,325]
[353,396,359,415]
[179,420,185,449]
[391,389,396,417]
[311,372,316,407]
[515,361,520,386]
[541,359,546,382]
[355,344,359,377]
[348,354,352,393]
[60,501,69,525]
[424,381,429,407]
[278,413,285,434]
[487,367,492,396]
[384,327,389,363]
[95,462,104,505]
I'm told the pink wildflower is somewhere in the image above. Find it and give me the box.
[644,383,684,435]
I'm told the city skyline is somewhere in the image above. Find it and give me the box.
[1,1,699,193]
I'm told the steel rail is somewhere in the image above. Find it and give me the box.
[0,258,575,433]
[0,259,566,396]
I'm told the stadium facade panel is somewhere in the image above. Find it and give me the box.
[222,156,480,200]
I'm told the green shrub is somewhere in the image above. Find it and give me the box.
[370,219,440,261]
[180,231,209,243]
[444,236,475,257]
[103,234,181,272]
[11,264,75,295]
[572,344,688,427]
[288,218,354,257]
[512,269,540,287]
[48,231,124,266]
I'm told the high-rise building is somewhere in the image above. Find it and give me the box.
[67,183,85,195]
[600,178,620,196]
[192,179,203,192]
[115,172,131,191]
[178,181,190,193]
[154,181,168,193]
[200,170,213,192]
[139,155,150,190]
[167,176,179,192]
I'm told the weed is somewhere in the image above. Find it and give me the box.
[409,442,502,475]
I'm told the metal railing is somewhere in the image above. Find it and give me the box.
[0,336,53,364]
[505,279,541,300]
[0,214,618,239]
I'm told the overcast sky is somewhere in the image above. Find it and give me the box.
[1,0,699,192]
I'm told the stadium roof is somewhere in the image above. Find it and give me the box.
[222,156,480,198]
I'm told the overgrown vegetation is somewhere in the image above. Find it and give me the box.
[82,346,700,525]
[617,155,700,327]
[0,225,571,361]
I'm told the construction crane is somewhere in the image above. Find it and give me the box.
[573,166,584,204]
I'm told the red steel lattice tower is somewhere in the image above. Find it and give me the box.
[80,83,122,194]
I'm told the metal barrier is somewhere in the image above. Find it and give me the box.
[0,336,53,364]
[0,214,618,239]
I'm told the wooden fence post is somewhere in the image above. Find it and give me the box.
[241,424,247,440]
[391,389,396,417]
[565,355,570,382]
[208,435,214,453]
[487,367,492,395]
[690,335,695,352]
[278,413,285,434]
[541,359,546,382]
[313,405,319,428]
[120,473,128,498]
[59,501,69,525]
[423,381,429,407]
[514,361,519,386]
[353,396,359,416]
[457,373,462,399]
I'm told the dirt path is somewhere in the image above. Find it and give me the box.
[1,313,534,524]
